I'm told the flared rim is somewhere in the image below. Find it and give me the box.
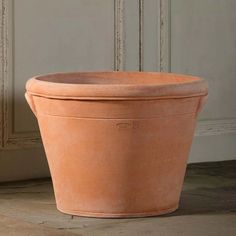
[26,71,208,100]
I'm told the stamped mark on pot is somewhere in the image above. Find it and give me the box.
[116,122,139,130]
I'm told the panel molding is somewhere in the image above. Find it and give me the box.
[116,0,140,71]
[195,118,236,137]
[138,0,144,71]
[159,0,171,72]
[4,136,42,150]
[114,0,124,71]
[0,0,8,148]
[0,0,3,146]
[0,0,41,149]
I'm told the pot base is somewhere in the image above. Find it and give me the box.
[57,205,179,218]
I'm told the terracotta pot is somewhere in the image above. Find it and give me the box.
[25,72,208,218]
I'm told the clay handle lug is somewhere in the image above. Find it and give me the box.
[196,95,208,116]
[25,93,37,117]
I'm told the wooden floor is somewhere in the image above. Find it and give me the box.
[0,161,235,236]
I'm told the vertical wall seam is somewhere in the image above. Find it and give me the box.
[0,0,3,147]
[114,0,124,71]
[160,0,171,72]
[138,0,144,71]
[0,0,7,148]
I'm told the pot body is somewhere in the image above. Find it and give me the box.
[31,96,205,217]
[25,72,208,218]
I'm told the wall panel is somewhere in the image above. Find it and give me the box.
[0,0,235,181]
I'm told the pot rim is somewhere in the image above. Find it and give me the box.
[26,71,208,100]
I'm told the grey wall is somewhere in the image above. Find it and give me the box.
[170,0,236,162]
[0,0,235,181]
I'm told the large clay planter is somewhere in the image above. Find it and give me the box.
[25,72,208,218]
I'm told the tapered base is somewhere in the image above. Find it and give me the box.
[57,205,179,218]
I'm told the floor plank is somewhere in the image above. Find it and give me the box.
[0,214,78,236]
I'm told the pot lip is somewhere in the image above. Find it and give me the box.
[26,71,208,100]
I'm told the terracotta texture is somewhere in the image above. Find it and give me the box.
[25,72,208,218]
